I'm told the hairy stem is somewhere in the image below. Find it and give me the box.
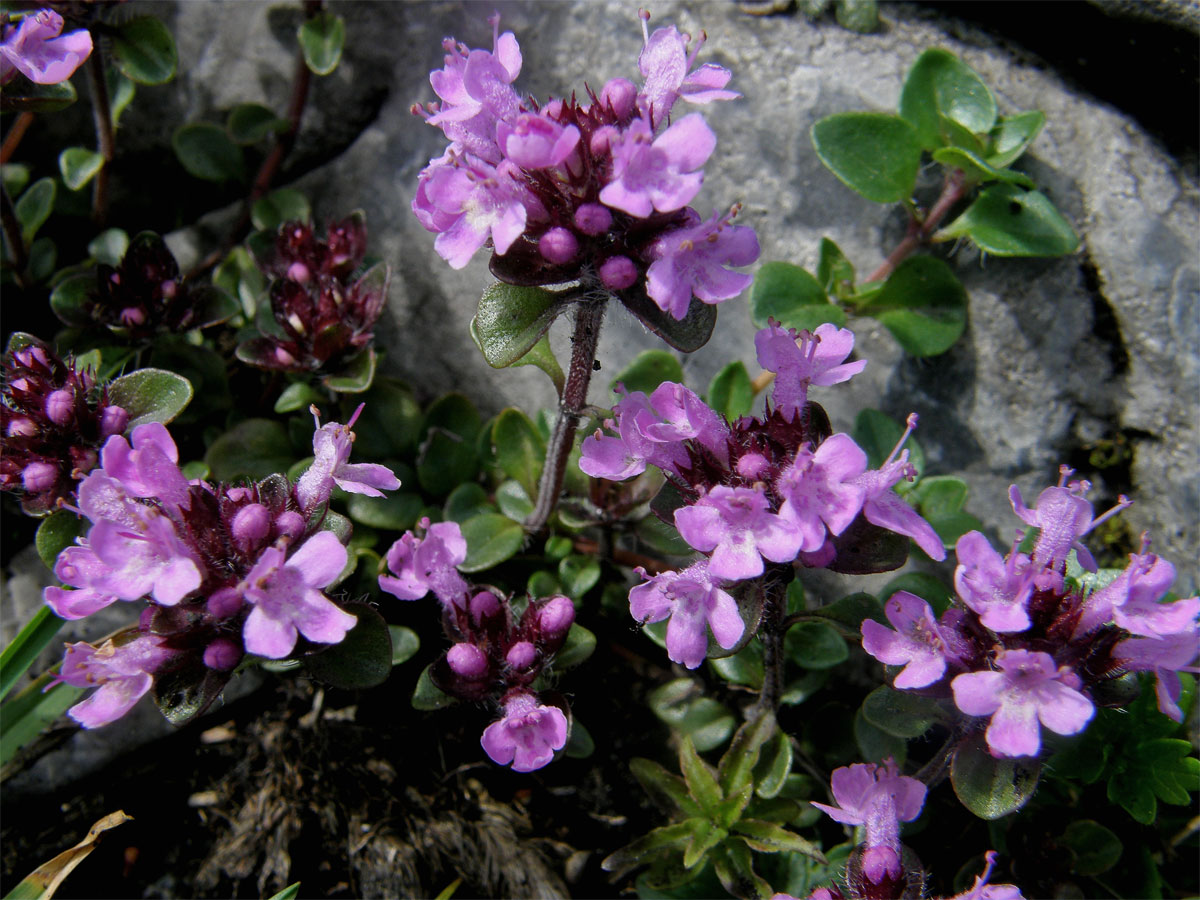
[85,44,115,227]
[865,168,968,284]
[1,183,28,286]
[752,580,787,718]
[525,294,606,534]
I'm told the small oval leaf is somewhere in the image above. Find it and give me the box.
[111,16,178,84]
[811,112,922,203]
[107,368,194,429]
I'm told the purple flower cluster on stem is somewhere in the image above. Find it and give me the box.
[43,410,398,728]
[861,466,1199,758]
[412,12,758,320]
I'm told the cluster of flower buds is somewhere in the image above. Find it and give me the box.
[1,340,128,514]
[76,232,220,340]
[237,214,389,373]
[861,469,1200,758]
[580,321,945,669]
[44,405,399,728]
[0,8,91,86]
[778,759,1023,900]
[412,12,759,320]
[379,518,578,773]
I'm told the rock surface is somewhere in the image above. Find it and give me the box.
[4,0,1197,794]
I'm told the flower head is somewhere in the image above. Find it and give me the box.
[675,484,803,581]
[629,560,743,668]
[862,591,960,689]
[480,690,568,772]
[646,207,760,320]
[756,321,865,423]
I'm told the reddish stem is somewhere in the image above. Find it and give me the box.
[864,169,968,284]
[85,44,116,227]
[0,112,34,165]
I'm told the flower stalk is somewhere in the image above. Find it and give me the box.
[84,43,114,226]
[865,168,967,284]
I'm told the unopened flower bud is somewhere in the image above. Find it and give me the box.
[537,595,575,639]
[538,227,578,265]
[161,280,177,300]
[120,307,146,327]
[447,642,489,679]
[287,261,311,284]
[231,504,272,548]
[574,203,612,236]
[736,452,770,480]
[275,510,305,539]
[599,77,637,118]
[22,461,58,492]
[99,405,129,438]
[470,590,501,624]
[589,125,619,156]
[208,587,243,619]
[6,417,36,437]
[44,390,74,426]
[599,256,637,290]
[203,638,243,671]
[506,641,537,670]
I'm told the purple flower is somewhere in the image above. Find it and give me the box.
[951,649,1094,758]
[675,485,803,581]
[379,518,470,608]
[295,404,401,514]
[240,531,353,659]
[497,109,580,169]
[949,851,1026,900]
[1115,628,1200,722]
[775,434,868,552]
[480,690,568,772]
[579,388,690,481]
[645,207,760,319]
[643,382,729,463]
[636,25,739,127]
[1078,547,1200,639]
[628,560,743,669]
[1009,470,1112,577]
[810,758,926,885]
[0,9,92,85]
[100,422,190,513]
[862,591,958,689]
[599,114,714,218]
[755,321,865,423]
[953,531,1035,633]
[54,634,173,729]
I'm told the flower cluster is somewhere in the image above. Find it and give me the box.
[0,8,91,86]
[581,321,944,669]
[794,759,1024,900]
[44,406,398,728]
[861,468,1200,758]
[412,13,758,320]
[1,340,128,514]
[379,519,577,772]
[237,214,389,373]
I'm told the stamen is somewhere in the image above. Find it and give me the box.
[1086,494,1132,534]
[309,404,323,430]
[881,413,919,468]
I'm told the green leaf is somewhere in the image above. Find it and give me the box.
[554,623,596,669]
[682,819,725,870]
[636,515,695,557]
[15,178,54,246]
[265,884,301,900]
[899,49,997,151]
[816,237,856,298]
[753,730,794,799]
[811,112,922,203]
[416,393,481,496]
[322,347,377,393]
[510,333,565,395]
[937,184,1079,257]
[951,733,1041,820]
[458,513,524,573]
[602,821,696,877]
[610,350,684,396]
[107,69,136,128]
[858,255,967,357]
[298,11,346,76]
[705,362,753,421]
[188,284,241,329]
[1061,820,1122,876]
[881,573,954,616]
[834,0,878,32]
[57,147,104,192]
[749,261,842,331]
[854,707,908,767]
[273,381,323,414]
[0,608,65,703]
[304,603,392,689]
[564,718,594,759]
[649,679,736,753]
[780,669,829,706]
[1107,738,1199,823]
[388,626,420,666]
[861,685,942,738]
[631,757,702,818]
[679,736,722,814]
[986,111,1045,168]
[87,229,129,267]
[345,492,422,532]
[783,621,847,670]
[811,592,886,630]
[931,147,1034,188]
[411,663,456,710]
[909,476,982,547]
[443,483,492,524]
[172,122,245,183]
[251,188,312,231]
[0,78,76,114]
[558,554,600,599]
[710,642,764,690]
[107,368,194,429]
[111,16,178,84]
[470,282,567,368]
[35,510,84,570]
[204,418,294,482]
[718,712,777,797]
[228,103,292,145]
[492,408,545,497]
[2,163,30,197]
[0,673,83,769]
[27,236,55,282]
[152,658,231,726]
[617,287,718,354]
[731,819,824,858]
[355,377,423,458]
